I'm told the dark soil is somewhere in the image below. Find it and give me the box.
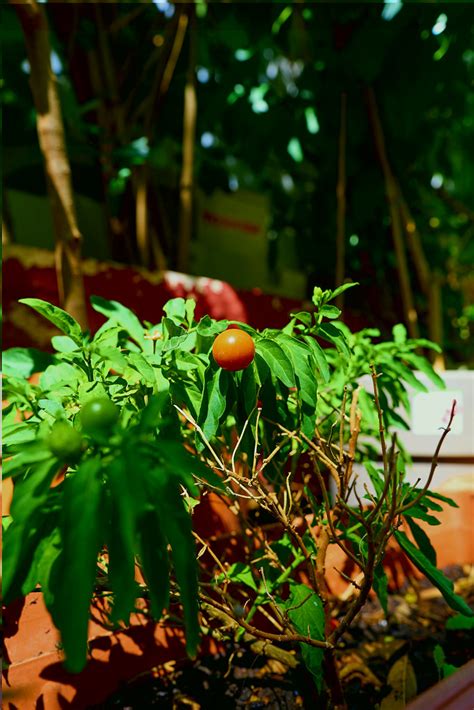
[93,565,474,710]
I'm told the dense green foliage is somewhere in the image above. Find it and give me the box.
[3,288,471,681]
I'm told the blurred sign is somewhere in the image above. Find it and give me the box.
[193,189,271,291]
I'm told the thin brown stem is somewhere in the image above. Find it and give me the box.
[396,399,456,515]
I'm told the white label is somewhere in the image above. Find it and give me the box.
[411,390,463,436]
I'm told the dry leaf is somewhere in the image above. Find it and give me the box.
[380,654,417,709]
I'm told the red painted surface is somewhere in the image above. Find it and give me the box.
[3,245,311,351]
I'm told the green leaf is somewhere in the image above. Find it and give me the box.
[221,562,259,591]
[128,352,157,387]
[255,338,295,388]
[3,348,56,378]
[445,614,474,631]
[305,106,320,135]
[162,331,197,354]
[107,459,139,624]
[157,439,223,493]
[290,311,312,327]
[53,457,104,673]
[373,562,388,615]
[364,462,385,496]
[241,361,259,414]
[317,322,351,357]
[319,305,341,320]
[410,338,442,353]
[51,336,81,353]
[197,364,229,444]
[163,297,187,321]
[21,518,62,597]
[357,388,379,430]
[385,360,428,393]
[19,299,83,345]
[403,505,441,526]
[277,334,317,438]
[41,362,86,392]
[424,490,458,508]
[433,644,458,679]
[3,422,38,452]
[272,5,292,34]
[405,517,437,566]
[393,323,407,344]
[196,315,224,337]
[3,443,56,479]
[162,316,185,339]
[401,353,446,389]
[156,477,200,657]
[303,336,330,383]
[283,582,325,691]
[329,282,359,300]
[3,460,59,603]
[90,296,148,351]
[395,531,473,617]
[39,399,65,419]
[287,137,303,162]
[185,298,196,327]
[138,508,170,620]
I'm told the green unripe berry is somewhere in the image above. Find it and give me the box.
[79,398,119,434]
[48,421,83,461]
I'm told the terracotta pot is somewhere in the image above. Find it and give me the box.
[414,486,473,569]
[406,659,474,710]
[2,592,221,710]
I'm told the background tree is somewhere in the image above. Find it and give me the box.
[2,1,473,363]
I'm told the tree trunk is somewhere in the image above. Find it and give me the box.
[13,0,88,329]
[335,92,347,309]
[366,87,420,340]
[177,5,197,274]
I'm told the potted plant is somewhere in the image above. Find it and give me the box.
[3,284,472,709]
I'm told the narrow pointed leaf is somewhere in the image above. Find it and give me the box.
[107,459,139,624]
[395,531,473,617]
[255,339,295,388]
[303,336,330,383]
[283,583,325,691]
[138,508,170,620]
[54,457,104,672]
[405,517,437,566]
[90,295,149,351]
[19,299,83,344]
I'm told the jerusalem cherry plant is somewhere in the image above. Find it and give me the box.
[3,285,472,707]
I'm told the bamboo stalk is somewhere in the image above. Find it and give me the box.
[13,0,88,329]
[366,87,420,339]
[335,92,347,309]
[135,165,149,267]
[144,9,189,141]
[94,3,125,139]
[428,273,446,371]
[129,9,188,132]
[2,220,12,247]
[396,187,431,297]
[177,5,197,273]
